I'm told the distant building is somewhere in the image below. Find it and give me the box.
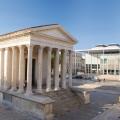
[77,44,120,80]
[67,51,85,75]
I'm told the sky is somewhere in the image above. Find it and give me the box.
[0,0,120,49]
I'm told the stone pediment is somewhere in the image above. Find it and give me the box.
[0,24,77,44]
[32,25,77,44]
[38,28,71,40]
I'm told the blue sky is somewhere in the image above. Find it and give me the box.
[0,0,120,49]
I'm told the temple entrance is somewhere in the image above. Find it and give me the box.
[25,58,36,88]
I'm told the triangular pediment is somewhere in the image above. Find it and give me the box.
[32,25,77,44]
[40,28,70,39]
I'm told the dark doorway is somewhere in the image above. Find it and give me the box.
[32,59,36,88]
[25,59,36,88]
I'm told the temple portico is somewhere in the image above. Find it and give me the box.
[0,45,74,95]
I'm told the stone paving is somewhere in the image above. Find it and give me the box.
[0,80,120,120]
[54,80,120,120]
[54,91,118,120]
[92,104,120,120]
[0,104,41,120]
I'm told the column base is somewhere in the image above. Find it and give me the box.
[54,87,60,91]
[0,86,4,90]
[24,90,33,96]
[62,82,67,89]
[36,89,43,94]
[9,87,17,92]
[46,88,52,92]
[17,89,24,94]
[62,86,67,89]
[4,86,9,91]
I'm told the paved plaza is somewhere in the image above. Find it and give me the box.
[0,104,41,120]
[54,80,120,120]
[0,80,120,120]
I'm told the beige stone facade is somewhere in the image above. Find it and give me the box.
[0,24,77,95]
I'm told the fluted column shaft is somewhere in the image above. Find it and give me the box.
[0,48,4,89]
[54,48,60,91]
[11,47,17,91]
[4,48,11,90]
[61,50,67,89]
[25,45,33,95]
[46,47,52,92]
[18,45,25,93]
[37,46,43,93]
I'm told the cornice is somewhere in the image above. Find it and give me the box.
[0,31,31,41]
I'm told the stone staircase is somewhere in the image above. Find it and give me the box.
[43,89,82,116]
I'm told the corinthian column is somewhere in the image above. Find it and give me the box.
[69,50,73,87]
[4,48,11,90]
[46,47,52,92]
[0,48,4,89]
[10,47,18,91]
[25,45,33,95]
[18,45,25,93]
[37,46,43,93]
[54,48,60,91]
[61,49,67,89]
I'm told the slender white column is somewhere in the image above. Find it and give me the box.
[90,53,92,75]
[102,50,105,75]
[61,49,67,89]
[114,57,116,75]
[0,48,4,89]
[37,46,43,93]
[46,47,52,92]
[25,45,33,95]
[118,49,120,80]
[10,47,17,91]
[4,48,11,90]
[54,48,60,91]
[69,50,73,87]
[87,51,90,77]
[96,54,99,75]
[75,52,77,75]
[84,52,86,75]
[18,45,25,93]
[106,54,108,75]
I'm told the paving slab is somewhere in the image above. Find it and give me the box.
[92,105,120,120]
[0,104,41,120]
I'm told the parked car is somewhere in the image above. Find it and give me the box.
[72,75,83,79]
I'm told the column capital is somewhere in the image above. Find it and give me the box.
[0,48,5,51]
[48,47,52,51]
[26,44,34,49]
[55,48,60,50]
[18,45,25,49]
[55,48,60,51]
[39,45,44,49]
[11,46,17,50]
[5,47,10,50]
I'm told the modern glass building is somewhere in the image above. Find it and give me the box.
[77,44,120,80]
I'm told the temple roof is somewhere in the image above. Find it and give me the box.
[0,24,77,44]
